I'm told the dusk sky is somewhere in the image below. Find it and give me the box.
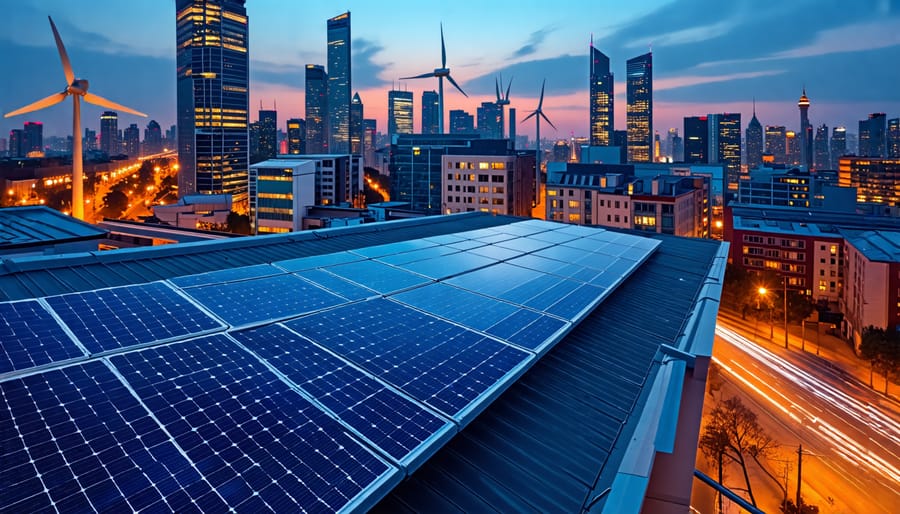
[2,0,899,141]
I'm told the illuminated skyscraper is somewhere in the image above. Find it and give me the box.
[684,116,708,164]
[589,40,613,146]
[286,118,305,154]
[626,52,652,162]
[798,88,812,170]
[745,102,763,169]
[449,109,474,134]
[258,109,277,161]
[23,121,43,155]
[709,113,741,192]
[388,90,413,136]
[305,64,328,154]
[765,125,787,164]
[100,110,118,155]
[350,92,363,154]
[422,91,440,135]
[859,112,887,157]
[785,130,800,166]
[144,120,162,155]
[889,118,900,158]
[814,124,829,170]
[830,126,846,169]
[123,123,140,157]
[363,118,376,167]
[176,0,249,202]
[327,12,351,153]
[9,129,24,158]
[477,102,502,139]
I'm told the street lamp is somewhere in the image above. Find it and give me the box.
[758,287,774,339]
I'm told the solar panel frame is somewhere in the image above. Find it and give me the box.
[0,300,85,377]
[374,245,460,266]
[230,325,456,473]
[273,251,364,273]
[401,251,497,281]
[294,269,377,301]
[168,264,283,288]
[324,260,432,295]
[349,239,437,259]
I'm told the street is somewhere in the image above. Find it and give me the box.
[693,314,900,513]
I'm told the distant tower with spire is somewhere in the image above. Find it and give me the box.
[798,87,812,170]
[746,98,763,169]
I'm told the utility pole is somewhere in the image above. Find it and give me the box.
[783,278,789,349]
[796,445,803,510]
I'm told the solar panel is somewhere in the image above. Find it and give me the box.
[284,299,532,425]
[0,300,84,375]
[375,245,458,266]
[392,283,520,331]
[350,239,436,259]
[0,360,224,512]
[402,251,496,280]
[273,251,363,272]
[466,244,524,261]
[110,335,401,512]
[444,262,537,298]
[168,264,282,288]
[182,274,346,327]
[232,325,455,471]
[325,260,431,295]
[494,236,555,253]
[44,282,223,355]
[295,269,376,301]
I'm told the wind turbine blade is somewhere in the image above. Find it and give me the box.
[440,24,446,68]
[521,110,537,122]
[4,92,67,118]
[446,74,467,97]
[540,111,556,130]
[537,79,546,110]
[505,77,512,101]
[83,92,147,116]
[400,72,435,80]
[495,77,501,103]
[48,16,75,85]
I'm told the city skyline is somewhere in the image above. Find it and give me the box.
[2,0,899,141]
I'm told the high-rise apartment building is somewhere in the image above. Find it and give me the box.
[709,113,741,193]
[123,123,140,157]
[626,52,652,162]
[287,118,306,155]
[176,0,249,203]
[305,64,327,154]
[257,109,277,161]
[785,131,800,166]
[798,89,812,170]
[839,156,900,205]
[765,125,787,164]
[144,120,162,155]
[745,104,763,169]
[477,102,503,139]
[350,92,363,154]
[21,121,43,156]
[830,126,847,169]
[388,90,413,136]
[889,118,900,158]
[327,12,351,153]
[859,112,887,158]
[422,91,440,135]
[684,116,708,164]
[8,129,24,158]
[589,41,613,146]
[814,124,830,170]
[449,110,474,134]
[363,119,376,168]
[100,111,118,155]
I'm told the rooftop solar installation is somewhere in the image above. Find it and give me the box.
[0,300,84,374]
[44,282,224,355]
[0,218,662,511]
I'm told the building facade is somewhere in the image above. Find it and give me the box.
[123,124,140,157]
[257,109,277,161]
[100,111,118,155]
[626,52,652,163]
[710,113,741,195]
[449,110,474,134]
[745,107,763,169]
[859,112,887,158]
[23,122,43,155]
[840,229,900,348]
[249,159,316,234]
[327,12,351,154]
[305,64,328,154]
[350,92,363,155]
[831,126,847,169]
[765,125,787,164]
[684,116,708,164]
[144,120,162,155]
[176,0,249,204]
[887,118,900,159]
[589,43,613,147]
[477,102,503,140]
[814,124,830,170]
[422,91,440,135]
[798,89,812,171]
[442,152,536,217]
[838,156,900,206]
[286,118,306,155]
[388,90,413,136]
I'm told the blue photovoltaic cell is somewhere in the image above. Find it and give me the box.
[561,236,610,253]
[392,283,519,331]
[496,221,549,237]
[505,315,568,352]
[274,251,363,272]
[445,262,538,298]
[285,299,531,420]
[0,361,223,513]
[545,284,608,319]
[326,260,431,294]
[485,309,543,340]
[422,233,466,245]
[527,230,580,245]
[183,274,346,326]
[402,251,496,280]
[111,335,398,512]
[0,300,84,374]
[505,254,567,275]
[351,239,436,258]
[45,282,223,355]
[494,236,555,253]
[471,232,517,244]
[521,280,583,310]
[233,325,452,466]
[466,244,524,261]
[295,269,375,301]
[168,264,282,288]
[375,245,458,266]
[501,274,562,305]
[533,244,593,263]
[445,239,486,251]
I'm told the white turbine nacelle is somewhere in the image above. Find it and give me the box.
[67,79,89,95]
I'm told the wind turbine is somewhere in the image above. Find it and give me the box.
[522,79,555,202]
[495,74,512,139]
[400,24,467,134]
[4,16,146,221]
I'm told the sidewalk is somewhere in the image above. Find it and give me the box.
[716,307,899,401]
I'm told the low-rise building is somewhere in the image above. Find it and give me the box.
[442,152,535,217]
[151,194,232,230]
[839,229,900,348]
[739,166,856,212]
[249,160,316,234]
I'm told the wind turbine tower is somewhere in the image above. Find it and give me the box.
[522,79,555,203]
[495,75,512,139]
[400,24,467,133]
[4,17,146,220]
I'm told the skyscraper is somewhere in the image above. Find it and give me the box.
[327,12,351,153]
[176,0,249,203]
[449,110,474,134]
[589,40,613,146]
[287,118,306,154]
[710,113,741,192]
[814,124,829,170]
[23,122,43,155]
[508,108,517,147]
[388,90,413,136]
[684,116,708,164]
[765,125,787,164]
[477,102,502,139]
[745,103,763,169]
[859,112,887,157]
[305,64,328,154]
[100,111,118,155]
[422,91,440,135]
[144,120,162,155]
[626,52,652,162]
[363,118,376,168]
[798,88,812,170]
[888,118,900,158]
[785,130,800,165]
[830,126,847,169]
[350,92,363,154]
[9,129,24,158]
[613,129,628,164]
[123,123,140,157]
[258,109,277,161]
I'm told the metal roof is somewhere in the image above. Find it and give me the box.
[0,206,106,248]
[839,228,900,262]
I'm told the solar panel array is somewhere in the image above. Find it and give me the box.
[0,219,659,512]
